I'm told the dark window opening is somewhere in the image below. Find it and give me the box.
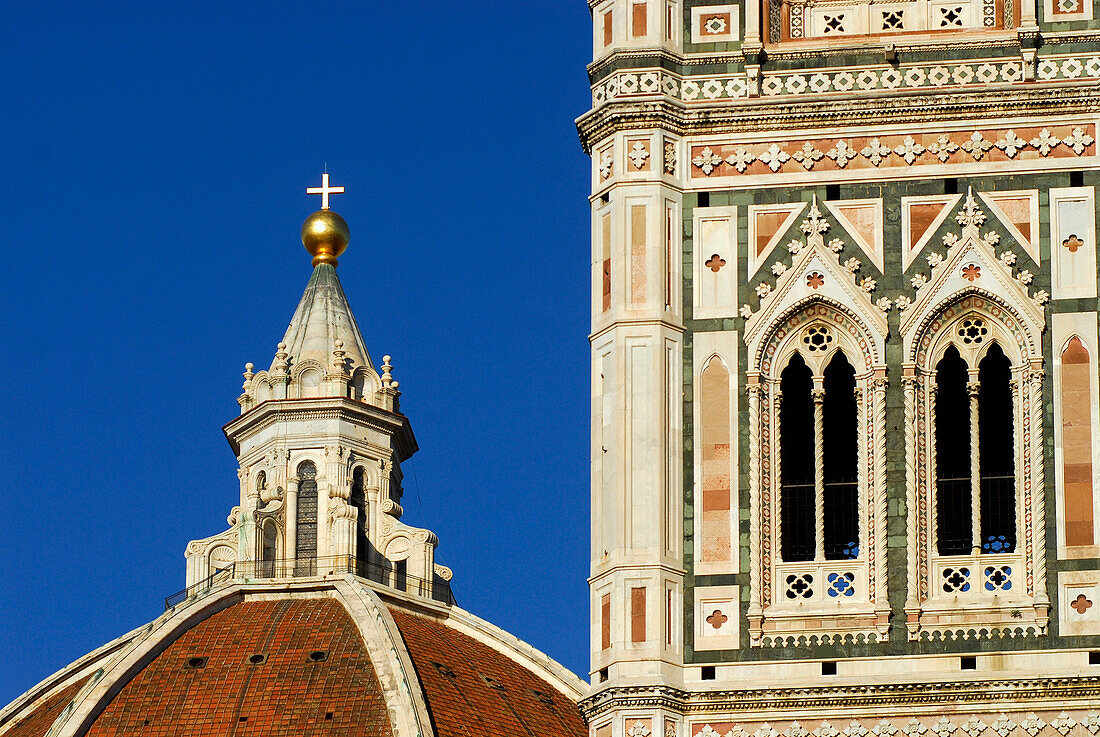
[598,667,609,682]
[185,657,207,669]
[826,184,841,201]
[308,650,328,662]
[531,689,555,705]
[261,521,277,577]
[350,467,369,570]
[979,343,1016,553]
[698,192,710,208]
[296,461,318,574]
[1090,651,1100,665]
[1071,171,1085,187]
[781,353,815,561]
[394,558,408,591]
[431,661,456,678]
[482,674,506,691]
[823,352,859,560]
[961,656,977,670]
[936,345,972,555]
[821,661,838,676]
[701,665,716,680]
[944,178,958,195]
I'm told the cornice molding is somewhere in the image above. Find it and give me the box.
[580,677,1100,720]
[588,48,683,81]
[589,317,686,343]
[222,397,417,461]
[576,86,1100,151]
[585,31,1100,86]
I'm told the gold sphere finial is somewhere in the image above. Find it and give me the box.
[301,209,350,267]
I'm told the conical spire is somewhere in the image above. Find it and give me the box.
[274,261,374,373]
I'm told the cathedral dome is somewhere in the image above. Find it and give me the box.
[0,179,588,737]
[0,577,588,737]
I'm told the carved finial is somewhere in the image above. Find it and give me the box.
[242,362,254,390]
[332,339,347,373]
[956,187,986,230]
[801,194,830,240]
[274,342,289,373]
[381,354,394,388]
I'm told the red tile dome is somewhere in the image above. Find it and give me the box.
[0,580,587,737]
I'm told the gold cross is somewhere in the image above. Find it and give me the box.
[306,172,345,210]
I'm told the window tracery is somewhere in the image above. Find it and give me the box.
[904,295,1047,639]
[747,302,888,646]
[742,196,889,646]
[777,348,860,564]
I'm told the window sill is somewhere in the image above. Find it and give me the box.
[753,607,888,646]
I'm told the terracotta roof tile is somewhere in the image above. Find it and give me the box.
[85,599,391,737]
[389,608,587,737]
[3,677,89,737]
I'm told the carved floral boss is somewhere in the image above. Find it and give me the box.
[690,125,1095,177]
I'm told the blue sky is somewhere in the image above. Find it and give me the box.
[0,2,593,703]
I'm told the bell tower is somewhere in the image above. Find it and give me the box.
[183,175,451,602]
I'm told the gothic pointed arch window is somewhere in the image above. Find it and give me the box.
[905,294,1047,639]
[978,343,1016,554]
[746,302,889,646]
[935,345,972,556]
[933,342,1017,556]
[779,353,815,562]
[778,349,860,563]
[295,461,318,575]
[823,352,859,561]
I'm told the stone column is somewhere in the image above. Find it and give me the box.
[747,378,764,643]
[327,445,354,572]
[285,476,299,575]
[813,384,827,562]
[968,377,982,556]
[903,370,921,636]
